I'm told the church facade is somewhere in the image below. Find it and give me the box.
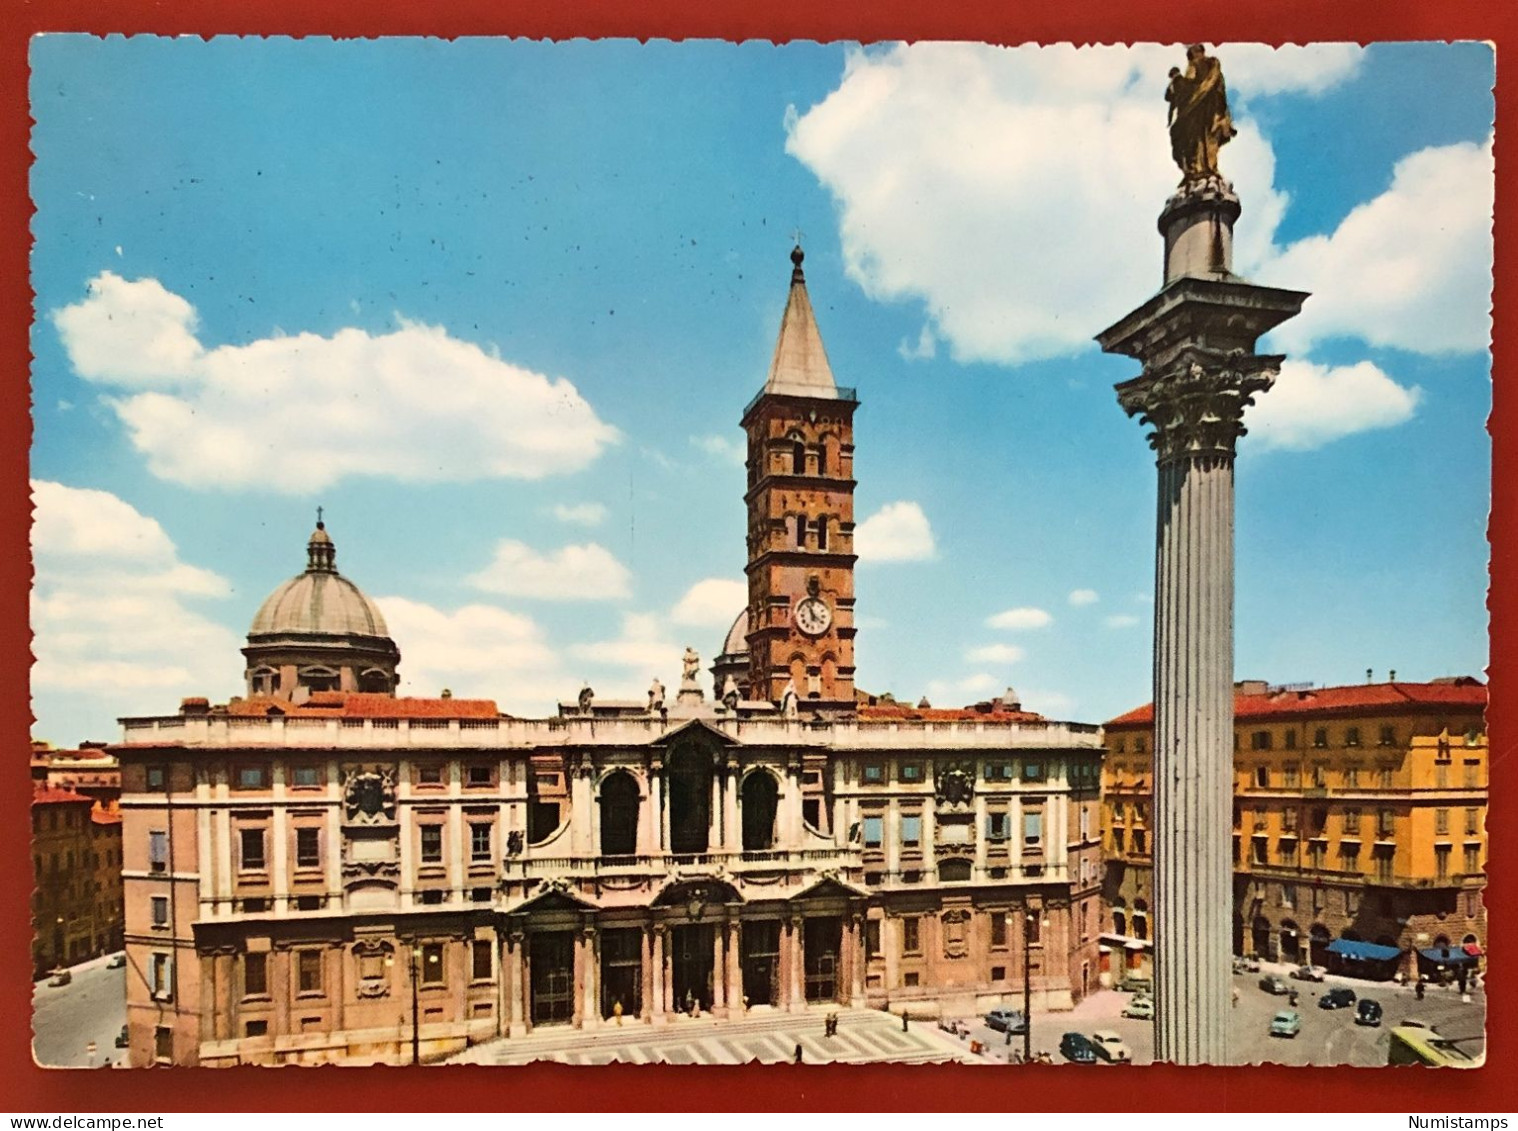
[116,250,1106,1066]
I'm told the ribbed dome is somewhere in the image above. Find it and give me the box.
[720,609,749,657]
[248,523,390,639]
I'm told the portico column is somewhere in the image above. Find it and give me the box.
[586,925,602,1027]
[710,771,723,853]
[640,923,654,1023]
[651,924,668,1023]
[572,928,586,1027]
[650,761,666,854]
[789,913,805,1009]
[507,930,525,1036]
[712,924,726,1012]
[848,911,865,1006]
[725,916,743,1012]
[1099,158,1306,1065]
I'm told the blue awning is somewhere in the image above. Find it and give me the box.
[1419,947,1477,966]
[1327,938,1402,962]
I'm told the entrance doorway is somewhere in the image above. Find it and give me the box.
[804,917,842,1003]
[741,920,781,1007]
[600,928,643,1019]
[668,746,712,855]
[529,932,575,1026]
[671,924,714,1013]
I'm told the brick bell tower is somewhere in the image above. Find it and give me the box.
[741,245,858,715]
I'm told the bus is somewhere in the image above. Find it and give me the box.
[1387,1025,1483,1068]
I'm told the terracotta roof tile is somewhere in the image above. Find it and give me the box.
[1106,678,1487,728]
[224,692,500,720]
[857,704,1047,723]
[32,786,93,806]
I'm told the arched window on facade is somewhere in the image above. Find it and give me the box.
[667,743,713,855]
[599,771,640,857]
[790,435,806,475]
[250,667,278,696]
[1132,899,1149,941]
[1111,899,1128,937]
[795,514,807,548]
[815,516,828,550]
[297,666,340,693]
[741,771,780,852]
[358,667,392,693]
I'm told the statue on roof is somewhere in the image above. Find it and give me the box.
[681,646,700,686]
[648,677,666,711]
[1166,45,1237,184]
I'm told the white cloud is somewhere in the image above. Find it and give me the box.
[787,45,1490,456]
[926,672,1001,703]
[965,643,1025,664]
[855,500,937,562]
[376,596,566,709]
[468,539,632,601]
[1259,137,1494,355]
[1245,359,1420,452]
[786,43,1294,367]
[671,578,747,628]
[31,481,241,734]
[1219,43,1364,99]
[691,434,746,465]
[551,502,608,527]
[1068,588,1099,607]
[51,272,619,492]
[1104,614,1142,629]
[897,324,937,361]
[986,606,1052,630]
[570,613,685,677]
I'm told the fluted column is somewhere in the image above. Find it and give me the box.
[1102,167,1305,1065]
[507,929,525,1036]
[723,760,740,852]
[651,924,667,1024]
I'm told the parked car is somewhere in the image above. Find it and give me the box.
[1090,1030,1131,1062]
[47,968,71,987]
[984,1008,1028,1035]
[1319,987,1357,1010]
[114,1025,129,1049]
[106,953,126,969]
[1269,1010,1302,1038]
[1258,975,1291,995]
[1121,996,1155,1021]
[1059,1032,1099,1063]
[1233,956,1262,974]
[1291,965,1327,982]
[1355,999,1383,1027]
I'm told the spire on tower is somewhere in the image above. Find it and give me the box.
[762,243,839,400]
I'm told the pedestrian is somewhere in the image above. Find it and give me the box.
[902,1011,909,1032]
[1231,986,1240,1008]
[1004,1027,1013,1046]
[793,1042,803,1064]
[1416,979,1426,1001]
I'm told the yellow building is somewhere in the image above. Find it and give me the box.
[1101,676,1487,985]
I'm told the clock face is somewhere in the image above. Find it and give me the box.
[795,596,832,636]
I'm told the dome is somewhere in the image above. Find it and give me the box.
[720,608,749,657]
[248,523,390,639]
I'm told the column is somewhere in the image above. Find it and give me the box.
[848,912,865,1006]
[710,771,723,854]
[711,927,726,1012]
[788,914,805,1009]
[572,929,586,1027]
[882,915,899,995]
[581,926,600,1029]
[723,762,740,852]
[640,924,654,1022]
[886,798,901,877]
[973,792,989,880]
[639,771,658,856]
[651,925,667,1024]
[922,796,937,883]
[1099,164,1305,1065]
[507,930,525,1036]
[270,805,289,913]
[650,763,666,854]
[725,918,743,1012]
[572,764,593,855]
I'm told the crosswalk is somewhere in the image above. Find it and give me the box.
[450,1007,981,1066]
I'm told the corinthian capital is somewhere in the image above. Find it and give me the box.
[1116,348,1279,466]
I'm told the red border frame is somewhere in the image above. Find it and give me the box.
[4,0,1511,1113]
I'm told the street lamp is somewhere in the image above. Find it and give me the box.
[386,949,421,1066]
[1021,908,1048,1063]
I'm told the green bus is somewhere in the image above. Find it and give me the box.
[1387,1025,1483,1068]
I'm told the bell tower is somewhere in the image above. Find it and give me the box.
[741,245,858,714]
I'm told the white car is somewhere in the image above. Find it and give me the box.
[1090,1030,1131,1063]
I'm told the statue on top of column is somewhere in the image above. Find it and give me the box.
[1166,44,1237,185]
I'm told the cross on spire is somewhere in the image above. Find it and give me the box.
[316,505,324,529]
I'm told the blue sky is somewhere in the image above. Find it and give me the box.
[28,38,1493,746]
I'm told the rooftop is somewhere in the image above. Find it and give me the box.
[1105,677,1487,728]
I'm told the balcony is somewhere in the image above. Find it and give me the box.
[503,846,860,884]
